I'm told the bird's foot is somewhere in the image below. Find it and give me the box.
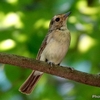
[48,62,55,67]
[45,59,60,67]
[68,66,74,72]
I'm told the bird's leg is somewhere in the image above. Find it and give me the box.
[45,59,55,67]
[57,63,60,66]
[45,59,48,63]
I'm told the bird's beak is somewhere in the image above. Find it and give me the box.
[64,11,71,18]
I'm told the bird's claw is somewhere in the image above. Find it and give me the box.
[48,62,55,67]
[68,66,74,72]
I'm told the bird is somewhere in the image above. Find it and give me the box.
[19,11,71,94]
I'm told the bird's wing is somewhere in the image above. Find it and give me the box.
[36,32,53,60]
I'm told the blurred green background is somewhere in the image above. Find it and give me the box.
[0,0,100,100]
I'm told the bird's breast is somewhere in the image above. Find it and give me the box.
[40,29,70,64]
[53,29,70,43]
[42,38,70,64]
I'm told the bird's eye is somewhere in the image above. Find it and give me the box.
[55,17,60,22]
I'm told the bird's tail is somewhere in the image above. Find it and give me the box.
[19,71,43,94]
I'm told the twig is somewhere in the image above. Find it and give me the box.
[0,53,100,87]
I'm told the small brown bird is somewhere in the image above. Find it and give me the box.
[19,11,71,94]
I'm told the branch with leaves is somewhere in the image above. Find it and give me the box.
[0,53,100,88]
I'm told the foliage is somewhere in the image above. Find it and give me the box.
[0,0,100,100]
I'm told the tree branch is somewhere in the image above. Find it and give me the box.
[0,53,100,88]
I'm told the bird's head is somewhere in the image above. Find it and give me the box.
[49,11,71,31]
